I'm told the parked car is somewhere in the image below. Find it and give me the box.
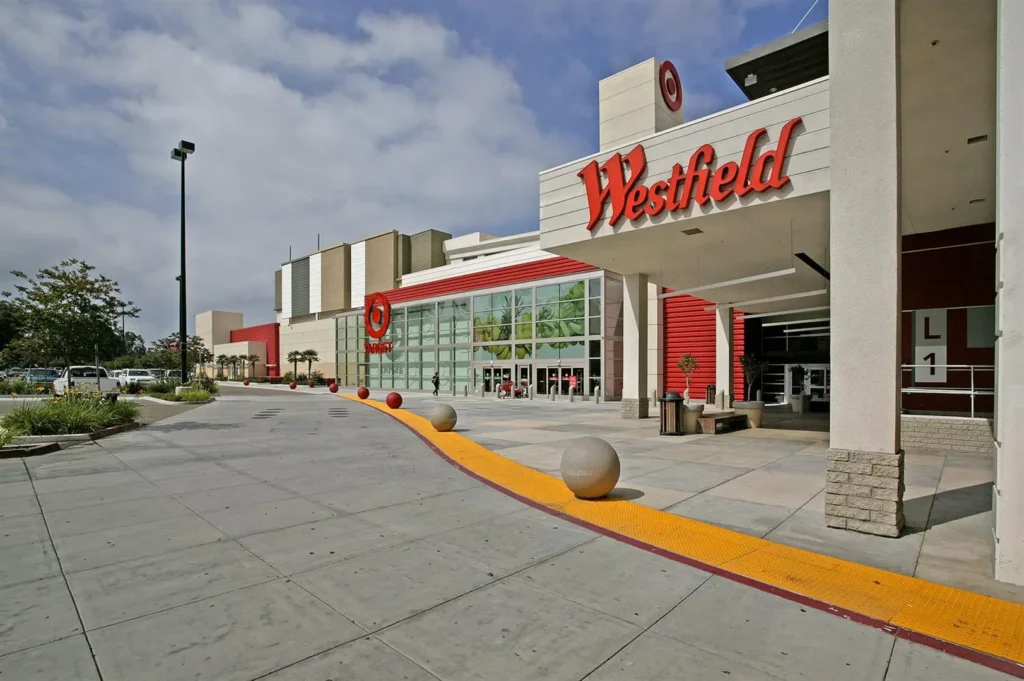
[147,368,168,380]
[0,370,6,380]
[24,368,60,383]
[121,369,156,387]
[54,366,119,395]
[7,367,24,380]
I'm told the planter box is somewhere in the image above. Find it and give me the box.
[0,442,61,459]
[11,421,141,446]
[682,404,705,435]
[733,401,766,429]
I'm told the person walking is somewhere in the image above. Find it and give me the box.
[431,372,440,397]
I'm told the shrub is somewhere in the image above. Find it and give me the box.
[149,379,181,394]
[308,370,324,385]
[190,375,219,394]
[124,382,145,395]
[1,395,139,436]
[0,381,52,395]
[0,427,13,447]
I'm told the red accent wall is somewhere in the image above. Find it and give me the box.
[368,256,598,305]
[231,323,281,377]
[901,223,995,413]
[663,293,745,400]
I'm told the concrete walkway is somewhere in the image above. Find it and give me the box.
[388,390,1019,604]
[0,394,1015,679]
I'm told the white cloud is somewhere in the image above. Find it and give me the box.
[0,1,579,342]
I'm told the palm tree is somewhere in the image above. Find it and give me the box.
[215,354,227,378]
[286,350,301,378]
[228,355,242,378]
[301,349,319,377]
[245,354,260,378]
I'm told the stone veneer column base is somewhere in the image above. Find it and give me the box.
[825,448,905,538]
[621,398,650,419]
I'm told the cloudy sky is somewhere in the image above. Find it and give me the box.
[0,0,828,344]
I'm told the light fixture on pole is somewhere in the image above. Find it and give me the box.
[171,140,195,383]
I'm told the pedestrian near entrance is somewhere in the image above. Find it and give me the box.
[431,372,440,396]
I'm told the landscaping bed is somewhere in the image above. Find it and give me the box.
[0,393,140,441]
[0,442,61,459]
[145,389,215,404]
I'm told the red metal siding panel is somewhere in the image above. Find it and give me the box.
[368,256,598,305]
[230,323,281,377]
[662,293,744,399]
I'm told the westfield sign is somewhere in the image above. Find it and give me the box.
[577,117,803,232]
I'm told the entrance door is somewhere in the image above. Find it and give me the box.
[516,364,531,396]
[807,365,831,402]
[570,367,584,395]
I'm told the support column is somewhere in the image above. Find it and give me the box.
[647,282,664,400]
[715,306,734,404]
[995,0,1024,585]
[826,0,905,538]
[622,273,649,419]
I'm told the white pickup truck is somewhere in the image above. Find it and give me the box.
[53,366,120,396]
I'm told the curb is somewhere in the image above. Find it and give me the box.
[11,421,141,445]
[0,442,61,459]
[340,394,1024,678]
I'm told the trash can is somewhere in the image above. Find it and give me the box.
[705,384,716,405]
[659,391,685,436]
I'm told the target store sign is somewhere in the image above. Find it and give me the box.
[577,116,804,232]
[364,292,393,354]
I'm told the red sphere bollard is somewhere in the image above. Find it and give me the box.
[329,383,339,393]
[385,392,403,409]
[308,381,315,388]
[243,379,250,386]
[289,381,297,390]
[357,386,369,400]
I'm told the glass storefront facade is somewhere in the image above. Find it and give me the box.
[335,273,622,398]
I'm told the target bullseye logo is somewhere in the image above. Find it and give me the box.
[659,60,682,112]
[364,292,391,340]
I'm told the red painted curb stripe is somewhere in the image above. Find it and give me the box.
[351,398,1024,678]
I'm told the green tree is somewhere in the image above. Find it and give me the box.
[245,353,260,377]
[739,354,770,402]
[1,260,139,368]
[676,354,699,398]
[0,300,23,353]
[286,350,301,376]
[216,354,228,377]
[301,349,319,375]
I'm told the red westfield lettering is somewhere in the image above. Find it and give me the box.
[364,341,393,354]
[577,117,803,231]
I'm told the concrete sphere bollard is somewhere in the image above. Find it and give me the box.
[560,437,620,499]
[243,379,250,386]
[357,386,369,400]
[308,381,315,388]
[385,392,403,409]
[430,404,457,432]
[328,383,338,393]
[289,381,297,390]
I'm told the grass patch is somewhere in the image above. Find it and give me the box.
[1,395,140,436]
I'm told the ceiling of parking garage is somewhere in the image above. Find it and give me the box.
[900,0,996,234]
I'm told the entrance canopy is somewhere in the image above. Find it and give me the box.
[539,76,831,319]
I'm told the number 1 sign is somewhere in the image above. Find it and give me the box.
[913,309,947,383]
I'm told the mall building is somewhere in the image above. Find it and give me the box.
[198,1,1024,585]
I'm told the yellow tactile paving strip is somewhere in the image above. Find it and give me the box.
[344,395,1024,672]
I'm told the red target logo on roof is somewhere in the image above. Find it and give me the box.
[659,60,682,112]
[365,292,391,340]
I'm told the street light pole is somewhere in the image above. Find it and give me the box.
[171,141,195,382]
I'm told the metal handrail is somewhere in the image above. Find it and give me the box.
[900,364,994,418]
